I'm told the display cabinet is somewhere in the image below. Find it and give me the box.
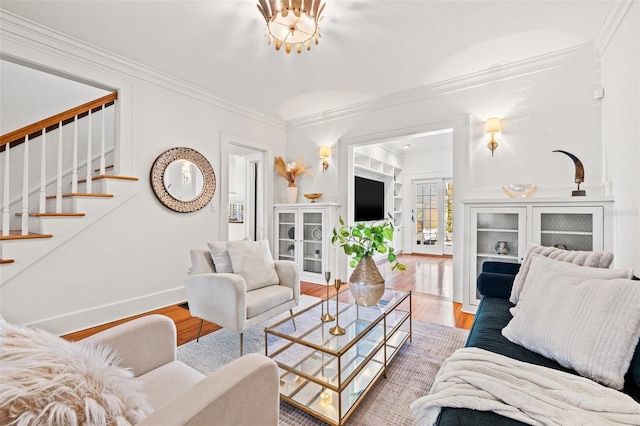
[274,203,340,284]
[462,198,613,313]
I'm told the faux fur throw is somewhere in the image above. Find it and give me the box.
[510,243,616,304]
[0,317,152,426]
[411,347,640,426]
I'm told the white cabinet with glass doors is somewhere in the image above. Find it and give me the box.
[274,203,340,285]
[462,198,613,313]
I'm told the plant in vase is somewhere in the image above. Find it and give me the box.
[275,156,313,203]
[331,215,405,306]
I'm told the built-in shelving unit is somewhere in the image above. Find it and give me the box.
[352,148,403,252]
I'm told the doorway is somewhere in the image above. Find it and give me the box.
[228,144,265,241]
[411,178,453,255]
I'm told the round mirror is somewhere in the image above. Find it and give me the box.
[163,159,205,202]
[150,147,216,213]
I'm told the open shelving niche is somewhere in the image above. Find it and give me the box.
[352,150,404,253]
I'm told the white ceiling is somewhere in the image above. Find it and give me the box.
[0,0,614,123]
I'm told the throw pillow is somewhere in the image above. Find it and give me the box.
[502,256,640,390]
[207,236,250,273]
[510,243,616,304]
[0,317,151,426]
[227,239,279,291]
[510,254,633,316]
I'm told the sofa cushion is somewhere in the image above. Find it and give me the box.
[227,239,279,291]
[207,237,250,273]
[246,285,294,319]
[0,317,152,425]
[502,256,640,390]
[510,243,616,305]
[139,360,205,412]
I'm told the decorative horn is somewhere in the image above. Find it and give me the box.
[552,150,585,196]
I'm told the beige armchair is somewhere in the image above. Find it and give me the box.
[83,314,280,425]
[186,247,300,355]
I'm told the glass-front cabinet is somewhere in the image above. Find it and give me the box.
[274,203,340,284]
[462,198,613,313]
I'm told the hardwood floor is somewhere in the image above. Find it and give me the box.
[64,254,474,345]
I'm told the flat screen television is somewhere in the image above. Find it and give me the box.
[354,176,385,222]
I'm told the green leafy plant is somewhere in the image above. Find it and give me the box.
[331,215,406,271]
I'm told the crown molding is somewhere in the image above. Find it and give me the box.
[594,0,634,55]
[287,44,599,129]
[0,10,286,131]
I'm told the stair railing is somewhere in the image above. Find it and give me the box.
[0,92,117,236]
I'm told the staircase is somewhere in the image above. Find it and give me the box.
[0,93,139,283]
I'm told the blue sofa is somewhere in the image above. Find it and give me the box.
[436,261,640,425]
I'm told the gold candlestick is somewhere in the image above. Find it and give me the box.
[320,271,335,322]
[329,279,346,335]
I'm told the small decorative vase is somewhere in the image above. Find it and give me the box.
[495,241,510,255]
[349,256,385,306]
[286,182,298,203]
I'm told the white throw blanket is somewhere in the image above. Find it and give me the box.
[410,347,640,426]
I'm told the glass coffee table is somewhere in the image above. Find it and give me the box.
[265,287,412,426]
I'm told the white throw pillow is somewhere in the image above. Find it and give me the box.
[510,243,616,305]
[207,236,250,273]
[502,256,640,390]
[511,254,633,316]
[227,239,279,291]
[0,318,151,425]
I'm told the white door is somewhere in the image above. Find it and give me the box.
[411,179,453,255]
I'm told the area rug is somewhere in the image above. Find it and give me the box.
[177,303,469,426]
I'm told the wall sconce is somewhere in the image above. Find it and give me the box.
[319,146,330,173]
[484,117,502,157]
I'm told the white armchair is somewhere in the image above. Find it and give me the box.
[83,314,280,425]
[186,247,300,355]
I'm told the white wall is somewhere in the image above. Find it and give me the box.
[600,2,640,272]
[287,41,639,299]
[0,18,286,334]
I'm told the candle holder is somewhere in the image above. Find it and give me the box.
[329,279,346,335]
[320,271,335,322]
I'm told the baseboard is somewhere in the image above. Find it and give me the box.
[25,286,186,336]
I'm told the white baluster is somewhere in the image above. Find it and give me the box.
[56,121,63,213]
[2,142,10,236]
[39,131,46,214]
[71,116,78,193]
[85,110,92,194]
[21,136,29,235]
[99,104,106,175]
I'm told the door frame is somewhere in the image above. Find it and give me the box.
[221,132,273,242]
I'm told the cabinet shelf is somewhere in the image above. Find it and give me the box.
[477,252,519,260]
[540,230,593,236]
[477,228,519,233]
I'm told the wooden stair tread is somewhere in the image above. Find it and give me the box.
[45,193,113,199]
[0,259,15,264]
[0,231,53,240]
[78,175,139,183]
[15,212,85,217]
[94,165,115,173]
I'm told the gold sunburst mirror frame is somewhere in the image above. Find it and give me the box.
[150,147,216,213]
[257,0,325,54]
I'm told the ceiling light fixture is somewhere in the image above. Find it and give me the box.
[402,144,411,149]
[257,0,325,54]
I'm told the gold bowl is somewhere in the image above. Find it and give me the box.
[503,184,537,198]
[304,193,323,203]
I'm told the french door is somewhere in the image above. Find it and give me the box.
[411,179,453,255]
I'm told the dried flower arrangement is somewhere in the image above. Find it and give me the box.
[275,156,313,184]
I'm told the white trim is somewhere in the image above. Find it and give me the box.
[25,286,186,335]
[0,10,286,131]
[593,0,634,55]
[288,45,599,129]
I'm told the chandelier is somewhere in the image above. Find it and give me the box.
[257,0,326,54]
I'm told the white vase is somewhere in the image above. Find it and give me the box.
[286,183,298,203]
